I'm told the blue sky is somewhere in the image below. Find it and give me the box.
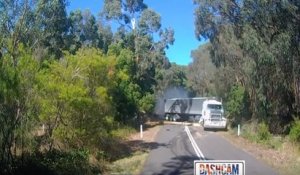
[67,0,205,65]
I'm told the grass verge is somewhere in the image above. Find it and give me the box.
[108,151,149,175]
[224,123,300,175]
[106,122,162,175]
[278,142,300,175]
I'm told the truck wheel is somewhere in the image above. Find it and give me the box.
[203,121,207,131]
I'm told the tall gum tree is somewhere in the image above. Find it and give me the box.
[102,0,175,119]
[193,0,300,133]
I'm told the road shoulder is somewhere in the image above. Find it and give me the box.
[217,130,300,175]
[108,122,162,175]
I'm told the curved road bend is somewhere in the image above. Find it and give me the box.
[142,124,277,175]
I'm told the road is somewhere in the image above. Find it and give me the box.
[142,124,277,175]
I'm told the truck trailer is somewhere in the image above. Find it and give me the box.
[164,97,227,130]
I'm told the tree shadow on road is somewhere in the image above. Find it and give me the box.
[109,139,169,162]
[152,155,214,175]
[126,140,169,153]
[139,120,164,132]
[203,128,228,132]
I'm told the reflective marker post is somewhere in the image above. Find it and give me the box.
[140,124,143,139]
[238,124,240,136]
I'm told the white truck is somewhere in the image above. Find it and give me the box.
[164,97,227,130]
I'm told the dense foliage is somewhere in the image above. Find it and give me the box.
[2,0,300,174]
[0,0,183,174]
[191,0,300,135]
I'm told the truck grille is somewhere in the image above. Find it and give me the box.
[211,114,222,121]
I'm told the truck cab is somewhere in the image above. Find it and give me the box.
[201,100,227,130]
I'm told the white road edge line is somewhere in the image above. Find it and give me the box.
[185,126,205,159]
[186,126,205,159]
[185,125,205,160]
[185,126,201,158]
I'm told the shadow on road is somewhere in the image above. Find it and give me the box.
[152,155,214,175]
[127,140,169,153]
[109,139,168,162]
[142,121,163,131]
[203,128,228,132]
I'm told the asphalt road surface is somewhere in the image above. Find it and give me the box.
[142,124,277,175]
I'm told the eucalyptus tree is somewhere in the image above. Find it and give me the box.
[0,1,40,171]
[97,23,113,53]
[102,0,175,120]
[0,0,36,64]
[187,43,217,96]
[102,0,174,75]
[193,0,300,133]
[34,0,68,59]
[67,9,102,54]
[102,0,174,73]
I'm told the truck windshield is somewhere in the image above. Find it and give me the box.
[207,104,222,110]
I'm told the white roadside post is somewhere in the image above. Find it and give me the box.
[140,124,143,139]
[238,124,240,136]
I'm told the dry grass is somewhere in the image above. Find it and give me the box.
[218,130,300,175]
[107,122,162,175]
[128,122,162,142]
[108,151,148,175]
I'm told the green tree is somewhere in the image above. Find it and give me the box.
[102,0,175,120]
[35,0,68,59]
[36,48,118,150]
[193,0,300,133]
[0,45,40,173]
[98,23,113,53]
[0,0,36,65]
[187,43,217,96]
[155,63,187,95]
[67,10,102,54]
[108,44,141,124]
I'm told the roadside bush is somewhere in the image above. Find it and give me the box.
[42,149,92,175]
[257,122,271,142]
[226,85,245,120]
[111,126,135,139]
[240,122,283,150]
[241,123,257,142]
[226,85,251,127]
[289,119,300,143]
[14,149,101,175]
